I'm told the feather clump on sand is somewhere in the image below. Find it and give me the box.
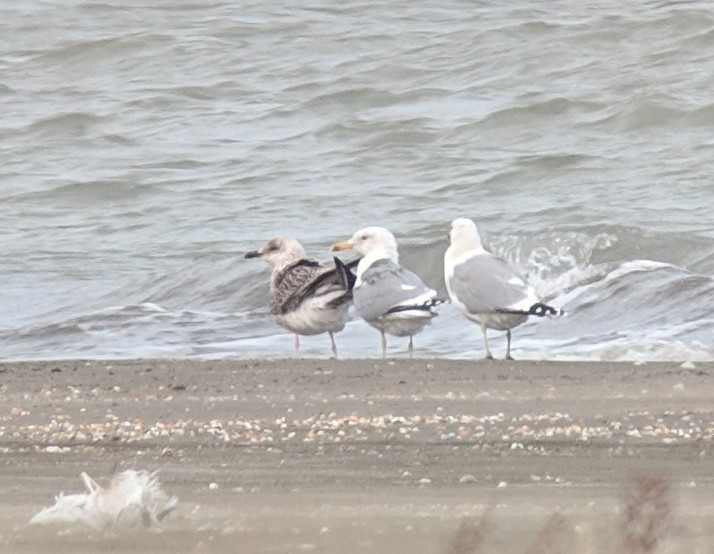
[30,469,177,532]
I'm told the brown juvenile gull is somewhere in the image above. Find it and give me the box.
[444,217,561,360]
[245,237,355,357]
[331,226,442,358]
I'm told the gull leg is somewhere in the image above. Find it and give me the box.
[329,331,338,359]
[480,324,493,360]
[294,334,300,352]
[408,336,414,358]
[505,330,514,360]
[381,331,387,359]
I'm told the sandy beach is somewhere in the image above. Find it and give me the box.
[1,358,713,553]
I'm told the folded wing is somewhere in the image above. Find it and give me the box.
[272,258,355,315]
[355,259,438,322]
[449,254,536,314]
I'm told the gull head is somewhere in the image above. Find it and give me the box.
[245,237,307,267]
[331,226,399,262]
[448,218,484,251]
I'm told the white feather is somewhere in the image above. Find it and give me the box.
[30,469,178,532]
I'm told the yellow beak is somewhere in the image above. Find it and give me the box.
[330,239,354,252]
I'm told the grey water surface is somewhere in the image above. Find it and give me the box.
[1,1,712,361]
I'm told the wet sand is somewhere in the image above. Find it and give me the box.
[1,358,713,553]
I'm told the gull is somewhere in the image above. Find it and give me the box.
[30,469,177,531]
[245,237,355,357]
[331,226,442,358]
[444,218,561,360]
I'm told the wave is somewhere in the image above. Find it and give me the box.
[1,227,710,362]
[32,33,175,65]
[22,112,106,138]
[1,302,274,360]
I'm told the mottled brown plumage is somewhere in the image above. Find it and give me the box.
[271,258,353,316]
[245,237,357,357]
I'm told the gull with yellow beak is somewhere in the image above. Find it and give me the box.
[331,226,442,358]
[444,218,562,359]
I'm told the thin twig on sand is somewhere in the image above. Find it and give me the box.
[618,474,672,554]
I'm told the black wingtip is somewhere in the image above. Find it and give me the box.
[333,256,357,291]
[527,302,564,317]
[385,297,448,316]
[244,251,261,259]
[326,290,353,308]
[430,298,448,314]
[345,257,361,270]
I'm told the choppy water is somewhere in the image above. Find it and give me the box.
[1,1,712,362]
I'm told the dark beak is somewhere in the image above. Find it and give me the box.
[244,250,261,259]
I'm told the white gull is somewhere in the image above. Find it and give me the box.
[332,226,442,358]
[444,218,561,360]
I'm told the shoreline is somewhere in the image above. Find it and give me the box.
[1,358,713,552]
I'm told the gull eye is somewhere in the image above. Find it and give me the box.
[360,234,368,241]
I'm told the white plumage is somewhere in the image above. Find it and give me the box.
[332,226,442,358]
[30,469,177,532]
[445,218,561,360]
